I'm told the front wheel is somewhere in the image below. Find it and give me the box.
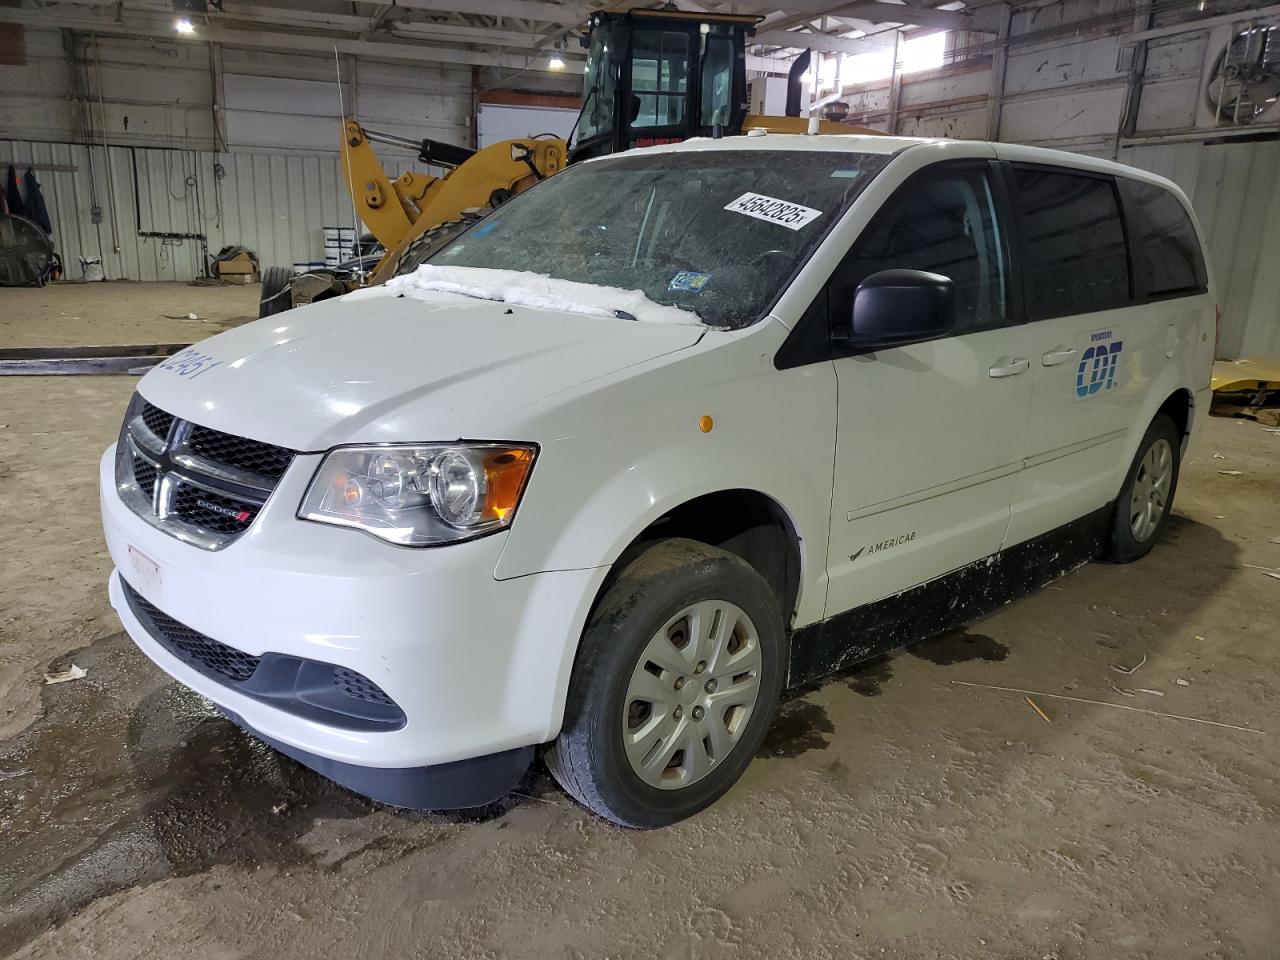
[546,539,786,828]
[1103,413,1181,562]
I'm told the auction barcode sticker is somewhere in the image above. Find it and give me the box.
[723,192,823,231]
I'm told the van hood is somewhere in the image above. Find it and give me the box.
[136,293,704,451]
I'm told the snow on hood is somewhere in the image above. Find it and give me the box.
[349,264,703,327]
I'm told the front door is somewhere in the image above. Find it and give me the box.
[825,162,1034,616]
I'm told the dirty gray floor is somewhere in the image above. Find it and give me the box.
[3,285,1280,959]
[0,281,258,349]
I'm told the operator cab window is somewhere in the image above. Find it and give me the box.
[631,30,690,128]
[828,165,1008,335]
[699,30,735,128]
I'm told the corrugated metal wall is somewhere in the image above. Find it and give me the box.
[2,138,420,282]
[1120,140,1280,359]
[6,133,1278,358]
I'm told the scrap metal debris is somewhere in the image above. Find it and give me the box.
[43,664,86,684]
[1025,696,1052,723]
[951,681,1266,734]
[1112,654,1147,675]
[1219,470,1243,476]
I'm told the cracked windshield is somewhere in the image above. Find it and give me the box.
[404,150,890,329]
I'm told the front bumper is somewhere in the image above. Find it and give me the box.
[101,444,604,791]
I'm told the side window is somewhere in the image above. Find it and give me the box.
[699,33,735,128]
[1117,178,1207,298]
[630,31,689,129]
[829,166,1007,334]
[1012,167,1130,318]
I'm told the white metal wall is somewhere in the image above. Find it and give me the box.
[1,137,405,281]
[1119,139,1280,359]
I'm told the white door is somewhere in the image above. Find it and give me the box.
[824,162,1034,616]
[1003,165,1153,545]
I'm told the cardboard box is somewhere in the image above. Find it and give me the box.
[221,270,260,284]
[215,252,257,277]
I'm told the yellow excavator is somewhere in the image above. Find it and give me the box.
[260,8,879,316]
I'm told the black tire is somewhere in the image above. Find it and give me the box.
[546,538,787,828]
[258,265,294,318]
[1103,413,1181,563]
[391,209,490,279]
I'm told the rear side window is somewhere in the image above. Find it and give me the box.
[1012,167,1130,319]
[1117,178,1206,298]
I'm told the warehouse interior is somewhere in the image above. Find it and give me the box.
[2,0,1280,956]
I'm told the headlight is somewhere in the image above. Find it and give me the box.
[299,443,536,546]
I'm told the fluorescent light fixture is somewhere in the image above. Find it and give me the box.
[174,17,195,34]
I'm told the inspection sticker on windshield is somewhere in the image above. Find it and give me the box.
[723,192,822,231]
[668,271,711,293]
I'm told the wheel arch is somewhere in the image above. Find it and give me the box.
[1116,374,1196,500]
[602,488,806,631]
[1156,386,1194,453]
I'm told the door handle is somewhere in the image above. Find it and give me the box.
[989,357,1030,378]
[1041,345,1076,366]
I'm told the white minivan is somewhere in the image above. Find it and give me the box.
[102,134,1214,827]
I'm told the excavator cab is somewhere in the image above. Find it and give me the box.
[568,10,762,163]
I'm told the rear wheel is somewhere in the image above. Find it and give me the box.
[546,539,786,828]
[258,265,294,318]
[1104,413,1181,562]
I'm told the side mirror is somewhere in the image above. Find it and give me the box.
[843,269,955,348]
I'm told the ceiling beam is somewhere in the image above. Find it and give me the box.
[0,4,583,70]
[368,0,590,27]
[217,2,555,49]
[838,1,993,31]
[753,28,873,54]
[758,1,996,34]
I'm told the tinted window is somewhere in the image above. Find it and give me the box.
[1118,178,1206,298]
[830,166,1007,333]
[631,31,689,128]
[1012,167,1130,318]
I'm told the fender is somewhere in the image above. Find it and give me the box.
[495,335,836,631]
[1112,372,1195,502]
[492,324,839,743]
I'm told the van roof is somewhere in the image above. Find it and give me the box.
[632,133,1178,193]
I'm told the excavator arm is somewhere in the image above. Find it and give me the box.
[340,119,567,270]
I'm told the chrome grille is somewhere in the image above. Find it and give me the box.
[141,404,175,442]
[115,394,297,550]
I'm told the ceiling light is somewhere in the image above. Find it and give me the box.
[174,17,195,34]
[549,53,566,70]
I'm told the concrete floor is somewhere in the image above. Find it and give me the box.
[2,284,1280,959]
[0,281,258,349]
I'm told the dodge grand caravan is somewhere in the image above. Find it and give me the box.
[102,135,1214,827]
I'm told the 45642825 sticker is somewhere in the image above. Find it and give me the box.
[1074,329,1124,399]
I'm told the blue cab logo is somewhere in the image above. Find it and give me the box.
[1076,333,1123,398]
